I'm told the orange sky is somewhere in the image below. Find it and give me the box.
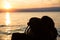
[0,0,60,9]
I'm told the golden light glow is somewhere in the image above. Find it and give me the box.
[5,12,11,25]
[6,0,60,9]
[0,0,60,9]
[3,1,11,9]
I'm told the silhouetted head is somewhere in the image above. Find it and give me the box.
[27,17,41,33]
[41,16,55,30]
[41,16,58,40]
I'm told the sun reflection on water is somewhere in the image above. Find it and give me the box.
[5,12,11,25]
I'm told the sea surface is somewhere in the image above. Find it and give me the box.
[0,12,60,40]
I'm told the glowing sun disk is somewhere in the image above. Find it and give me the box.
[3,1,11,9]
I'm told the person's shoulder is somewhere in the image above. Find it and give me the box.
[11,33,28,40]
[12,33,27,36]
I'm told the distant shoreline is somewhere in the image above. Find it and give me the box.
[0,7,60,12]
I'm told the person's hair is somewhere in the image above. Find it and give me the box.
[25,17,41,34]
[41,16,58,39]
[27,17,40,26]
[41,16,55,29]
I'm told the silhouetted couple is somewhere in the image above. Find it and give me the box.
[11,16,58,40]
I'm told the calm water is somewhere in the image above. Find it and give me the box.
[0,12,60,40]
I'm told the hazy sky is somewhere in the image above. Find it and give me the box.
[0,0,60,9]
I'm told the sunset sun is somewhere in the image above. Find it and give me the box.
[5,2,11,9]
[3,1,11,9]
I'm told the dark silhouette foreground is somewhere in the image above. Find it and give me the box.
[11,16,58,40]
[11,33,30,40]
[41,16,58,40]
